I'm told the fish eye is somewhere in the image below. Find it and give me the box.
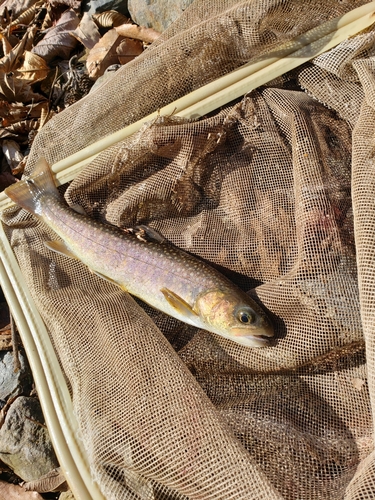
[237,310,254,324]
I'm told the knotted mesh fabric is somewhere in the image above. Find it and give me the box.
[2,0,375,498]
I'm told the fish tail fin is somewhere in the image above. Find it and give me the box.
[4,158,59,215]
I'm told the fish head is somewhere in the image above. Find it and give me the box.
[195,288,274,347]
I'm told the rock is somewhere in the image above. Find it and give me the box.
[0,350,33,401]
[59,491,76,500]
[128,0,194,32]
[0,396,59,481]
[82,0,129,17]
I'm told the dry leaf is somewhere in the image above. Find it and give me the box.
[0,27,42,102]
[32,9,80,64]
[0,33,13,56]
[5,118,40,135]
[0,73,45,102]
[0,0,40,19]
[0,479,43,499]
[116,38,143,65]
[86,29,125,79]
[70,12,100,50]
[0,26,37,73]
[12,155,28,175]
[115,23,161,44]
[23,468,69,493]
[40,4,53,31]
[1,101,47,126]
[15,51,49,82]
[2,139,23,170]
[0,333,12,350]
[0,324,11,334]
[9,0,44,30]
[93,10,129,28]
[0,129,18,139]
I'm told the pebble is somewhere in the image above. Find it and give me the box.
[0,351,32,401]
[128,0,194,32]
[0,396,59,481]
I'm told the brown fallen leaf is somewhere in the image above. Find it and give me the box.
[0,33,13,56]
[70,12,100,50]
[0,479,44,499]
[22,468,69,493]
[0,312,11,352]
[0,324,11,334]
[115,23,161,44]
[0,0,40,20]
[4,118,40,135]
[12,155,28,175]
[0,26,37,73]
[32,9,80,64]
[40,3,53,31]
[15,50,49,82]
[116,37,143,65]
[0,129,18,140]
[86,28,125,79]
[0,101,25,125]
[0,101,47,126]
[8,0,44,31]
[0,333,12,350]
[93,10,129,28]
[0,26,45,102]
[0,72,46,102]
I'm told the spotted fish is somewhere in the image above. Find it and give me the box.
[4,158,274,347]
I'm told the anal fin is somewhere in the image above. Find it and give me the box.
[161,288,198,319]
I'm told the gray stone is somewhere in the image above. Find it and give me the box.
[0,396,59,481]
[0,350,33,401]
[128,0,194,32]
[82,0,129,16]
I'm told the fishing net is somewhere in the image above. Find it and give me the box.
[2,0,375,498]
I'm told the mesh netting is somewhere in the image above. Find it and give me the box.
[2,0,375,498]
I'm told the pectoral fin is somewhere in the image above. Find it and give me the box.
[45,240,79,260]
[135,225,167,244]
[161,288,198,319]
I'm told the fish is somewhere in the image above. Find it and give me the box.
[4,158,274,347]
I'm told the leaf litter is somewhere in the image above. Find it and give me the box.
[0,0,161,189]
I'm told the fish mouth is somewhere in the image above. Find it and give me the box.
[229,322,274,347]
[230,334,271,348]
[231,324,274,339]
